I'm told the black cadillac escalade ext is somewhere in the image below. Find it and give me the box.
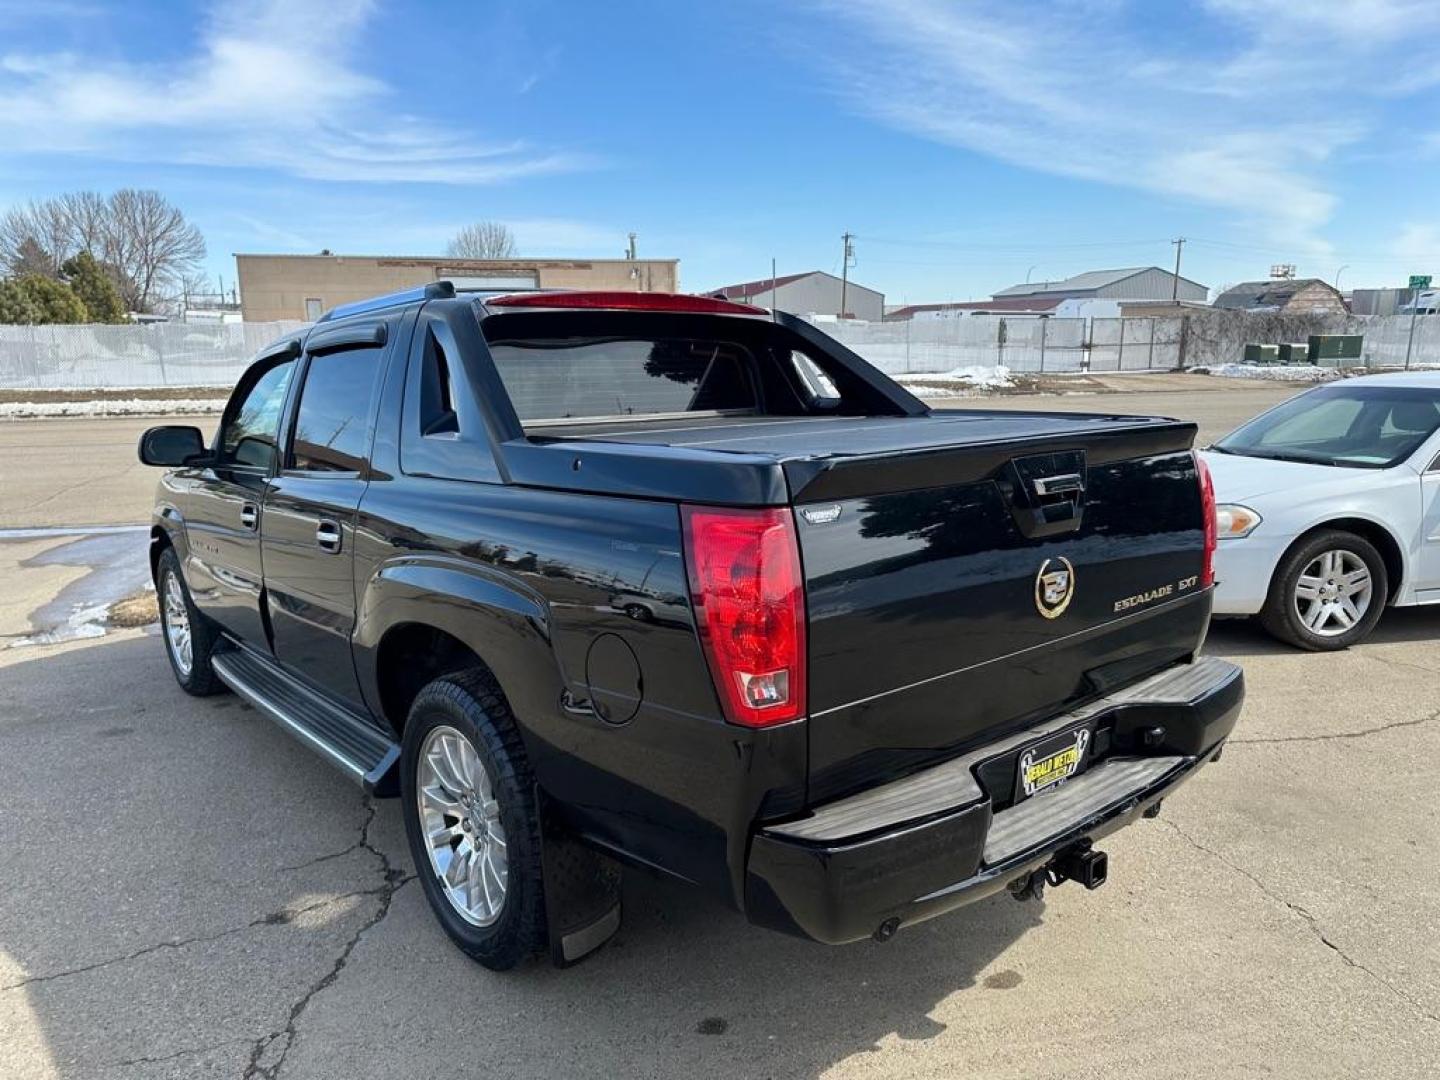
[139,283,1243,970]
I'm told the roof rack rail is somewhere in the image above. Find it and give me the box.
[318,280,456,323]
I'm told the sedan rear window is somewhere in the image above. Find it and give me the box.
[1215,384,1440,468]
[486,337,757,422]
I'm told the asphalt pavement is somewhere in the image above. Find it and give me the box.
[2,378,1436,1079]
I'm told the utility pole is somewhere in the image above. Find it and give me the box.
[1405,300,1420,370]
[1170,237,1186,301]
[840,232,855,318]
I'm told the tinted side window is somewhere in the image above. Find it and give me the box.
[221,360,296,469]
[291,349,384,472]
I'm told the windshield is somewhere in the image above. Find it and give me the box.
[1214,384,1440,468]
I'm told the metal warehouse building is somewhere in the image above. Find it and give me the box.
[992,266,1208,303]
[706,270,885,322]
[236,253,681,322]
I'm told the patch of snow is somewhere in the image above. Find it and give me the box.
[10,601,111,648]
[0,397,225,419]
[1192,364,1341,383]
[895,365,1015,396]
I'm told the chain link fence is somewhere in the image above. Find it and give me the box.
[0,321,308,390]
[2,310,1439,392]
[812,312,1440,375]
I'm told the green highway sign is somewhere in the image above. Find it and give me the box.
[1409,275,1432,289]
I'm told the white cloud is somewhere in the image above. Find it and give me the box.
[220,211,626,259]
[807,0,1440,252]
[1394,223,1440,261]
[0,0,595,185]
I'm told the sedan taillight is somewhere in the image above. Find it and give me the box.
[1196,453,1217,587]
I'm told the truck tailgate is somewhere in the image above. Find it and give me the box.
[789,411,1210,803]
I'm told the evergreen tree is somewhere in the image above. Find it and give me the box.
[0,279,40,324]
[62,252,129,322]
[13,275,88,324]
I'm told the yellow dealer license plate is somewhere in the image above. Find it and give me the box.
[1013,726,1093,802]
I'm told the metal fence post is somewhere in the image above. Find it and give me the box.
[1039,317,1047,373]
[1117,318,1126,371]
[1147,318,1156,369]
[1404,307,1419,370]
[905,318,912,373]
[1177,316,1189,370]
[997,318,1006,368]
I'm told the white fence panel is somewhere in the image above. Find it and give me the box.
[0,321,308,389]
[817,316,1092,374]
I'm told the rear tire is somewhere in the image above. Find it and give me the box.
[401,669,546,971]
[1258,530,1386,651]
[156,547,223,696]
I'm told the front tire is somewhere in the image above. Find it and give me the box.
[156,547,223,695]
[1259,530,1386,651]
[401,670,546,971]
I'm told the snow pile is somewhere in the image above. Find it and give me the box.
[0,397,226,419]
[1193,364,1340,383]
[895,365,1016,396]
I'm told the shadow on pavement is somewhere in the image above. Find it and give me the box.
[0,632,1044,1079]
[1207,605,1440,658]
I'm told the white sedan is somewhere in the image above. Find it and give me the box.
[1201,371,1440,650]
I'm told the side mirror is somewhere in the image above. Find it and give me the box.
[138,425,208,467]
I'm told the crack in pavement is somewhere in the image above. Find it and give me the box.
[1363,652,1440,678]
[243,795,410,1080]
[0,887,396,993]
[1231,707,1440,746]
[1161,818,1439,1025]
[105,1036,256,1069]
[276,801,379,874]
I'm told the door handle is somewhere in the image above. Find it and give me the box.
[240,502,259,531]
[315,520,343,553]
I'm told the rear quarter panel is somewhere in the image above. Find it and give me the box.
[350,476,806,904]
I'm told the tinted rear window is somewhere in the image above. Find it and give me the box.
[487,337,757,422]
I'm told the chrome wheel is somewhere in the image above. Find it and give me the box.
[1293,549,1373,638]
[416,725,508,927]
[162,571,192,676]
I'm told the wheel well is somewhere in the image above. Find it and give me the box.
[1292,518,1404,602]
[375,623,488,735]
[149,526,172,584]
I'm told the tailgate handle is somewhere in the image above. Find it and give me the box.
[1033,473,1083,497]
[1003,454,1087,539]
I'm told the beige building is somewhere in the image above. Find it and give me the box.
[236,253,680,322]
[1212,278,1347,316]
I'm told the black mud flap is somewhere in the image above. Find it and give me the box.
[541,822,622,967]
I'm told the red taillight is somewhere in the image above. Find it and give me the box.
[681,505,806,728]
[487,291,765,317]
[1196,452,1217,587]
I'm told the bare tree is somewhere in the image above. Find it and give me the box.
[57,190,111,255]
[445,221,517,260]
[108,189,207,312]
[0,199,70,277]
[0,189,206,313]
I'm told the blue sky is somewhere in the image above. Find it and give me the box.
[2,0,1439,303]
